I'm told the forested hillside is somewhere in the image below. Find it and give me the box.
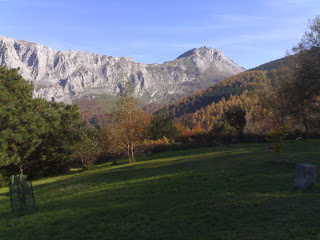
[157,18,320,138]
[160,71,266,119]
[249,56,290,71]
[159,52,293,121]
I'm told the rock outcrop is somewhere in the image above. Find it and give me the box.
[0,36,245,104]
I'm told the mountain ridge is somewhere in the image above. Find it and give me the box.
[157,55,291,121]
[0,35,245,105]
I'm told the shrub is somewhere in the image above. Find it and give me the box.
[266,125,290,156]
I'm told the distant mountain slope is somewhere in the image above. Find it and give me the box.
[159,54,293,120]
[159,71,266,118]
[0,36,245,105]
[249,56,290,71]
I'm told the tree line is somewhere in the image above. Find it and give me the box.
[0,70,178,185]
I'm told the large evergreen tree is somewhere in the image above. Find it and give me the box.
[0,67,84,179]
[0,67,48,173]
[26,101,84,177]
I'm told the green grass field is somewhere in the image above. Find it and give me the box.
[1,140,320,239]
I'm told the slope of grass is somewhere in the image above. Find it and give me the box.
[74,94,118,115]
[1,140,320,239]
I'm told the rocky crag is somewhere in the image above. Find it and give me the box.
[0,35,245,104]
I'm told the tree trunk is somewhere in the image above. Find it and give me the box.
[303,117,309,140]
[130,143,135,162]
[127,143,132,162]
[112,152,117,165]
[301,102,309,139]
[18,163,24,174]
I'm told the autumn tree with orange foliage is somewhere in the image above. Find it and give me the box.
[102,118,126,165]
[109,87,151,163]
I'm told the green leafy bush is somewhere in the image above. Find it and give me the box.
[266,125,290,156]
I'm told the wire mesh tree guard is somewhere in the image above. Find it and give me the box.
[9,174,36,213]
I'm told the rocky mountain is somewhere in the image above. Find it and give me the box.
[0,35,245,104]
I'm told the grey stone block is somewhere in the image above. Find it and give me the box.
[295,163,317,187]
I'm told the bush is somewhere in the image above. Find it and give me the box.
[138,138,186,154]
[266,125,290,156]
[69,124,103,170]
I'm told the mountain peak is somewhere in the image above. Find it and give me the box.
[176,46,221,59]
[175,46,245,73]
[0,36,245,104]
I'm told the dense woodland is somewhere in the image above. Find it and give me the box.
[159,71,265,118]
[0,16,320,185]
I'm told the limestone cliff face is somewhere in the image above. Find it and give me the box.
[176,46,244,73]
[0,36,245,104]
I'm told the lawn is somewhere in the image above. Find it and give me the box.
[0,140,320,239]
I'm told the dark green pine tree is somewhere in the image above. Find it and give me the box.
[0,67,84,178]
[25,101,84,178]
[0,67,48,173]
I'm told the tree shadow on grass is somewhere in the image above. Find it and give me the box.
[0,145,297,215]
[32,147,258,192]
[27,144,297,205]
[1,169,320,240]
[2,142,319,239]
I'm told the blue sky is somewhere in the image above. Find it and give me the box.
[1,0,319,69]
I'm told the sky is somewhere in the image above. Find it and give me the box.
[0,0,319,69]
